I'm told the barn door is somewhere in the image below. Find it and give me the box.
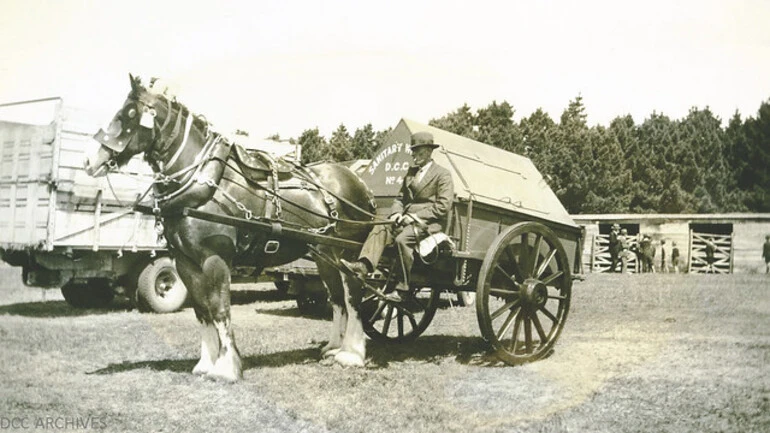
[688,230,733,274]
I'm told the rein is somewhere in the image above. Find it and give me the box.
[99,90,391,233]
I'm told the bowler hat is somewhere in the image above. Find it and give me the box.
[410,132,440,150]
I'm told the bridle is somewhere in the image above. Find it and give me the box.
[92,93,176,174]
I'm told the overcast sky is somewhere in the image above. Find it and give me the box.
[1,0,768,139]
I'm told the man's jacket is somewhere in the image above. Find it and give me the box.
[390,161,454,234]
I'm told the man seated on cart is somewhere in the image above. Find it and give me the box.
[341,131,454,302]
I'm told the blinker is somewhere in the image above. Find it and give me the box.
[93,118,131,152]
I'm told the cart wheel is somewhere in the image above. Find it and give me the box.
[362,286,440,342]
[476,222,571,365]
[136,257,188,313]
[61,279,114,309]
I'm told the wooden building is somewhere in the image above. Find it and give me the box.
[572,213,770,274]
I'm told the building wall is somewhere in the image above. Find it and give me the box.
[572,214,770,274]
[734,222,769,273]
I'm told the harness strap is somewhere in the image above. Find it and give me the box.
[164,113,193,170]
[299,165,338,220]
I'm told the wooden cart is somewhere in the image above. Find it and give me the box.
[188,119,583,365]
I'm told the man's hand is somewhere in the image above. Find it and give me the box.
[400,214,414,226]
[388,214,402,225]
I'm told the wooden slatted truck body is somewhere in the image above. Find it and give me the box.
[0,98,186,312]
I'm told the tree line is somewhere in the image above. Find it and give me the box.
[291,96,770,214]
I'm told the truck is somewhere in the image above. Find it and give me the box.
[0,97,187,312]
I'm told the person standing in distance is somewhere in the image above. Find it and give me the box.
[608,223,621,273]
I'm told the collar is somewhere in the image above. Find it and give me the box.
[415,160,432,171]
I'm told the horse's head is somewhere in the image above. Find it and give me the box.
[85,74,173,176]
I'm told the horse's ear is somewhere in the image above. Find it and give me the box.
[129,74,140,93]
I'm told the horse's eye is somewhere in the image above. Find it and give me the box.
[127,108,137,118]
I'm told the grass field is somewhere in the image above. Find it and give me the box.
[0,264,768,433]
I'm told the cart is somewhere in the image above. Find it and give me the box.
[186,119,583,365]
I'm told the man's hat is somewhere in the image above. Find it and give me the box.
[612,223,620,229]
[410,132,440,150]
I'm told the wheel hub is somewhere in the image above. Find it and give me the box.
[155,272,175,297]
[521,278,548,309]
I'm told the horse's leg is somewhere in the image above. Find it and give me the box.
[335,270,366,367]
[174,254,218,376]
[316,253,346,358]
[202,254,242,381]
[176,250,242,381]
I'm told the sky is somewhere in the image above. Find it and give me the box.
[1,0,769,139]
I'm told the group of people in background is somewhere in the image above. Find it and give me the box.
[607,223,680,273]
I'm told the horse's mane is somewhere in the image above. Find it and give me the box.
[137,78,213,136]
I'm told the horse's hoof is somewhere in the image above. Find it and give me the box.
[192,366,210,376]
[204,371,240,383]
[207,358,242,382]
[319,356,336,366]
[192,360,213,376]
[334,351,365,368]
[322,347,341,358]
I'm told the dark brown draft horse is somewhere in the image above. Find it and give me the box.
[85,75,375,381]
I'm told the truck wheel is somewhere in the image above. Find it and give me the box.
[61,279,114,309]
[136,257,188,313]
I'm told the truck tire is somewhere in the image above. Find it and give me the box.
[61,279,114,309]
[136,257,188,313]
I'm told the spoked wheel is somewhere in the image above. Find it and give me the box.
[476,222,572,365]
[362,286,440,342]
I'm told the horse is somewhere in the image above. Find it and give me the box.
[84,75,376,381]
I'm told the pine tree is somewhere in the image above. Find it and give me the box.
[297,128,327,164]
[328,124,354,162]
[475,101,523,153]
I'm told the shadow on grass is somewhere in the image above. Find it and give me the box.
[88,334,511,376]
[255,296,472,322]
[230,289,292,305]
[366,335,506,367]
[0,299,133,318]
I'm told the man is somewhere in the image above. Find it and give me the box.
[608,223,621,272]
[659,239,668,273]
[671,241,680,273]
[639,234,655,273]
[705,238,717,273]
[619,228,630,273]
[763,235,770,274]
[341,131,454,302]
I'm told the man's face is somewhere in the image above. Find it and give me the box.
[411,146,433,167]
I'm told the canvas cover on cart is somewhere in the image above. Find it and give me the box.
[360,119,577,230]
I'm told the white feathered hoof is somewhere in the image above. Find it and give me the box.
[206,355,242,382]
[321,346,341,358]
[334,350,365,368]
[192,359,213,376]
